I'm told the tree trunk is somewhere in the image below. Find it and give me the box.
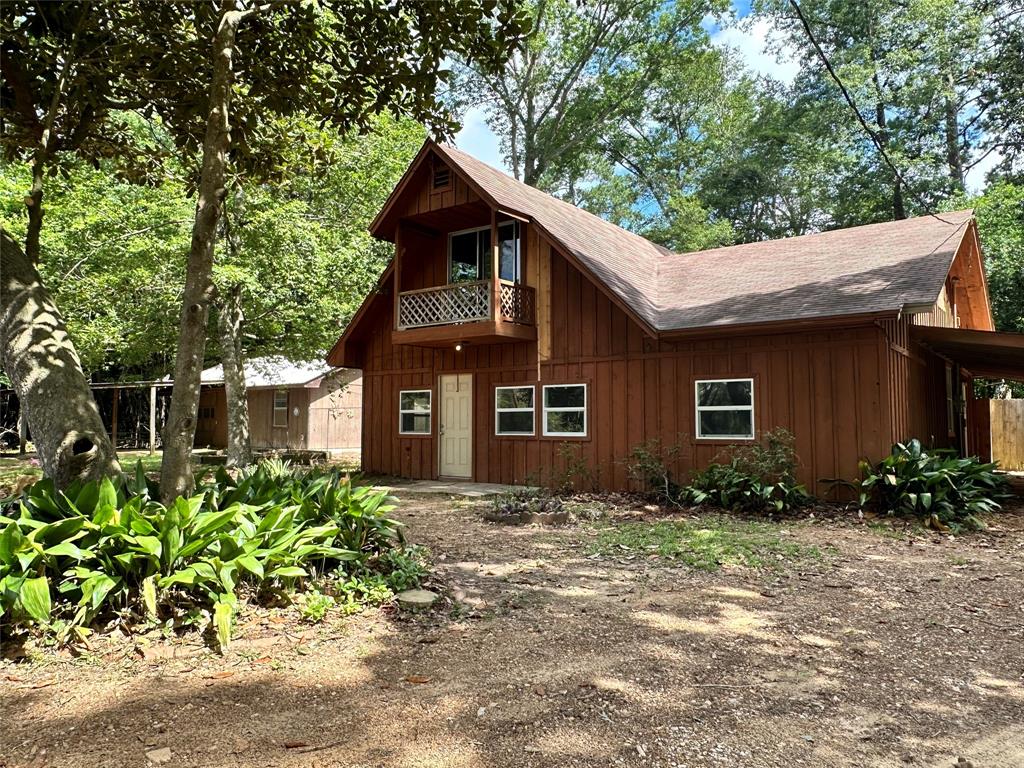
[216,285,251,468]
[944,74,964,190]
[160,2,246,503]
[0,228,120,486]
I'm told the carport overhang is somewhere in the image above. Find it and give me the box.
[910,325,1024,381]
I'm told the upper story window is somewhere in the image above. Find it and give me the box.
[432,164,451,191]
[498,220,522,283]
[449,226,492,283]
[694,378,754,439]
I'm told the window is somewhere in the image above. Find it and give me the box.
[695,378,754,439]
[273,390,289,428]
[198,406,215,421]
[495,385,534,435]
[542,384,586,436]
[399,389,432,434]
[449,227,492,283]
[497,221,522,283]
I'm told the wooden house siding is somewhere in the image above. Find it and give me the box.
[358,241,894,494]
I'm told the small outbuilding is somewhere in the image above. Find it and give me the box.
[194,357,362,455]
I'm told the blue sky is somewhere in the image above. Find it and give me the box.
[453,0,995,192]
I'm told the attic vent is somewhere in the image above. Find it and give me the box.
[433,164,451,190]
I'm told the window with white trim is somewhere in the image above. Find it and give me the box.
[273,390,289,428]
[495,385,534,435]
[694,378,754,439]
[542,384,587,437]
[399,389,432,434]
[449,226,492,282]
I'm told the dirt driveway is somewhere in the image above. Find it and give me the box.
[2,494,1023,768]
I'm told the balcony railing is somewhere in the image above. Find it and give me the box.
[397,280,535,330]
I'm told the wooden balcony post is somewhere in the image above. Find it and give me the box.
[491,210,501,326]
[394,221,403,330]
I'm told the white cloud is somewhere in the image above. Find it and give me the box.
[454,106,509,173]
[711,17,800,86]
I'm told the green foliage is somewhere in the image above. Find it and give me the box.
[590,517,821,570]
[624,439,685,505]
[686,430,811,513]
[0,461,408,648]
[490,488,564,516]
[831,439,1009,529]
[298,589,335,624]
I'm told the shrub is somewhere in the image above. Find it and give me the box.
[489,487,564,517]
[299,589,335,623]
[0,461,407,647]
[624,439,684,505]
[832,439,1009,529]
[687,429,810,513]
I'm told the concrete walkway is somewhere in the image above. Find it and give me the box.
[374,479,535,497]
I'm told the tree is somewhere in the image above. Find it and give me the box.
[1,0,529,494]
[458,0,727,190]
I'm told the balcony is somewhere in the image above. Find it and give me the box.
[393,280,537,347]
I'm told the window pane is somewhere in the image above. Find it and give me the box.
[498,411,533,434]
[496,387,532,409]
[697,380,751,407]
[400,391,430,412]
[498,222,519,282]
[698,410,753,438]
[401,413,430,433]
[546,410,584,434]
[478,229,492,281]
[545,385,585,408]
[450,232,479,282]
[274,391,288,408]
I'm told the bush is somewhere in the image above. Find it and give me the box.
[625,429,810,513]
[687,429,810,513]
[0,461,409,647]
[832,439,1009,529]
[489,487,563,517]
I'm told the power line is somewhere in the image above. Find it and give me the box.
[787,0,958,225]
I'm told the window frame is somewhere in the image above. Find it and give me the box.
[494,384,535,437]
[694,377,755,441]
[541,383,588,438]
[272,389,289,428]
[497,220,522,284]
[398,388,433,436]
[447,225,492,283]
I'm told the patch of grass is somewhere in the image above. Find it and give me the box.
[865,521,908,539]
[590,517,821,571]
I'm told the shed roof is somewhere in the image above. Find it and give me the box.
[199,356,340,388]
[431,143,975,332]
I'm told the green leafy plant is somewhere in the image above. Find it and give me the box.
[829,439,1009,529]
[0,461,406,648]
[624,439,685,505]
[686,429,810,513]
[298,589,335,623]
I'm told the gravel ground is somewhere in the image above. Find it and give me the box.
[2,494,1023,768]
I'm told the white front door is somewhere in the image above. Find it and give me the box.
[439,374,473,478]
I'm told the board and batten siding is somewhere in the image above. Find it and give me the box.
[357,236,893,495]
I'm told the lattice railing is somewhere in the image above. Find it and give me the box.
[397,281,491,329]
[499,281,536,325]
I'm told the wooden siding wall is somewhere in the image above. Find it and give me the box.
[990,399,1024,470]
[360,245,895,494]
[396,163,482,219]
[249,388,309,450]
[308,374,363,451]
[880,316,960,451]
[195,388,227,447]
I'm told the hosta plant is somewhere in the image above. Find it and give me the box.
[0,461,406,649]
[831,439,1009,529]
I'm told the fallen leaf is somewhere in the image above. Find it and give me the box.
[254,656,274,664]
[206,671,234,680]
[405,674,431,684]
[283,740,309,749]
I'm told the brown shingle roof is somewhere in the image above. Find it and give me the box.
[435,143,973,332]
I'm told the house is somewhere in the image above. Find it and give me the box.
[194,357,362,455]
[327,141,1024,493]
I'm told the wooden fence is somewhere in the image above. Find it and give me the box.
[990,399,1024,471]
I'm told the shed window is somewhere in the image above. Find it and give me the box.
[542,384,587,437]
[495,385,534,435]
[399,389,432,434]
[449,227,492,283]
[273,390,289,427]
[695,378,754,439]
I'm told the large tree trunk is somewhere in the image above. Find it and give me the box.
[160,2,246,503]
[216,284,251,468]
[0,229,120,486]
[944,74,964,190]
